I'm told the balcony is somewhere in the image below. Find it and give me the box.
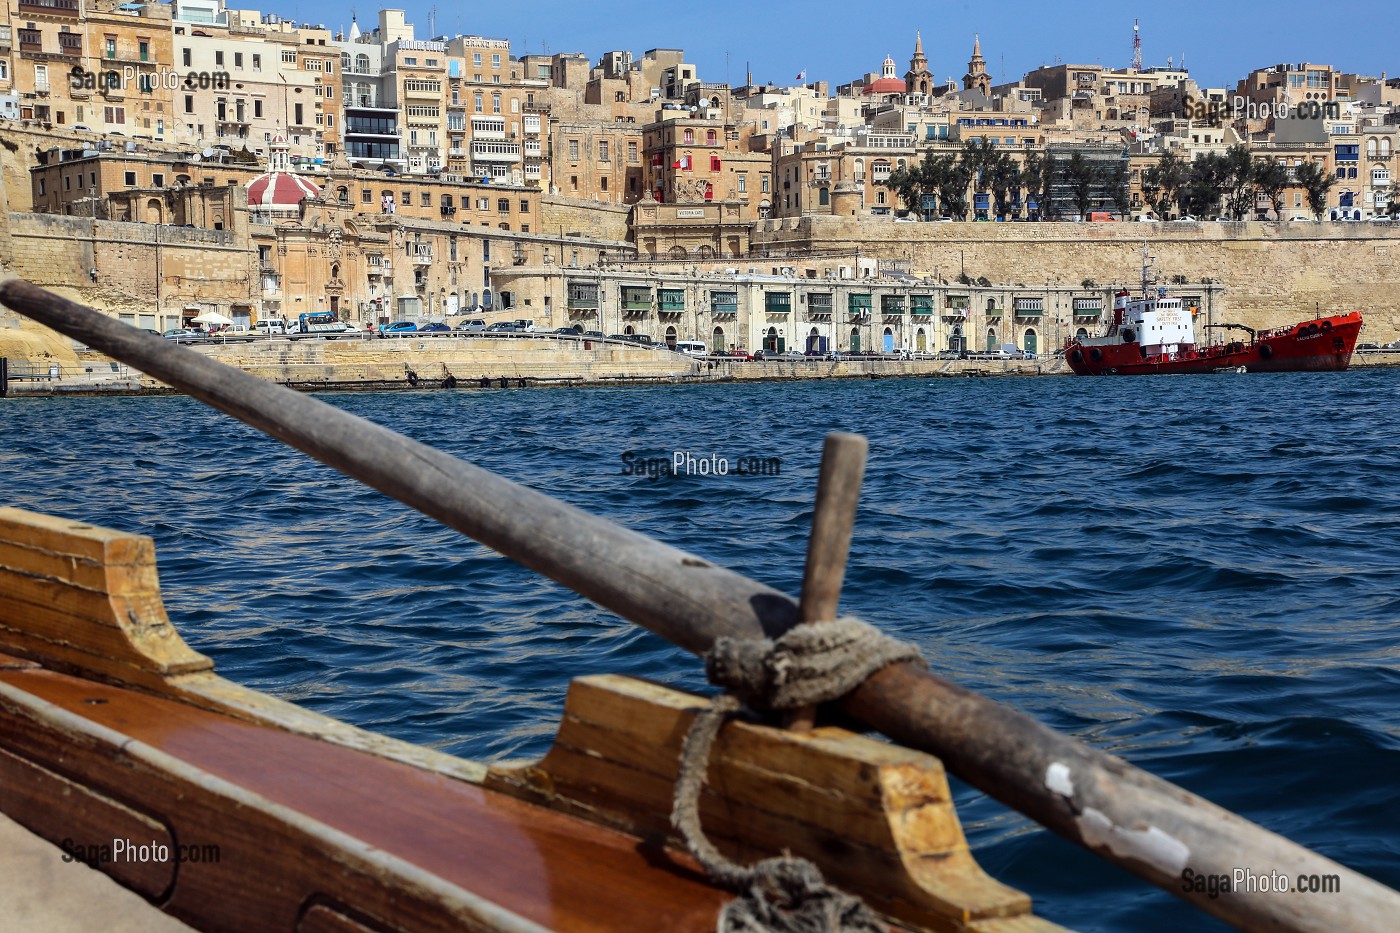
[19,0,79,16]
[1013,298,1044,319]
[567,282,600,311]
[764,293,792,315]
[1072,298,1103,319]
[658,290,685,314]
[621,287,653,313]
[410,247,432,265]
[448,147,466,157]
[470,140,521,163]
[910,297,934,316]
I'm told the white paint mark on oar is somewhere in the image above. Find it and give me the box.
[1078,807,1190,876]
[1045,761,1075,798]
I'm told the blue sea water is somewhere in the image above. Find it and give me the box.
[2,372,1398,931]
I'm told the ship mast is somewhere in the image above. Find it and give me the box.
[1140,242,1156,300]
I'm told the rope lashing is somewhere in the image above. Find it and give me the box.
[671,618,925,932]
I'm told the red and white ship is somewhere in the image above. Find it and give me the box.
[1064,253,1362,376]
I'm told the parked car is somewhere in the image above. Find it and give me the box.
[1358,343,1381,352]
[512,320,537,333]
[252,319,287,336]
[487,322,520,333]
[580,330,606,339]
[606,333,631,342]
[553,327,581,335]
[382,322,418,335]
[456,319,488,332]
[342,321,364,336]
[420,323,451,333]
[162,328,205,343]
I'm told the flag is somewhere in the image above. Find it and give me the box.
[796,70,807,81]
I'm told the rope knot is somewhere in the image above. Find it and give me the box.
[706,617,925,712]
[672,617,924,931]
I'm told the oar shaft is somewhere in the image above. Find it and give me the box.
[0,278,797,654]
[2,278,1395,932]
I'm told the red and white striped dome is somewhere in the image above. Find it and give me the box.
[246,135,321,210]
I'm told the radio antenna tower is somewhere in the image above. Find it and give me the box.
[1131,20,1142,72]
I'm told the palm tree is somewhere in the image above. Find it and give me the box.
[1293,160,1334,220]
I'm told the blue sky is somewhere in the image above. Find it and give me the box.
[307,1,1396,92]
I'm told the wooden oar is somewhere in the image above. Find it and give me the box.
[2,278,1395,933]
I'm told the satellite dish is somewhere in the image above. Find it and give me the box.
[202,147,215,158]
[190,152,202,162]
[689,105,698,112]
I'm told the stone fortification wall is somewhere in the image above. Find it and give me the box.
[541,196,633,246]
[6,213,254,318]
[753,217,1400,337]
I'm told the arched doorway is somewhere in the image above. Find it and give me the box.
[764,326,783,353]
[986,327,997,352]
[1024,328,1038,356]
[1075,327,1088,340]
[916,328,927,352]
[665,325,677,348]
[806,326,822,354]
[668,245,687,258]
[882,326,894,353]
[850,327,861,354]
[145,198,163,224]
[623,325,635,336]
[712,325,725,353]
[696,244,715,258]
[950,324,964,352]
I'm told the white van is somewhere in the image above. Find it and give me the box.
[675,341,708,358]
[253,319,287,336]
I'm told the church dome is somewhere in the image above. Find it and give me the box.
[246,135,322,210]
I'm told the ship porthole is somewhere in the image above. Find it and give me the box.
[1259,343,1274,360]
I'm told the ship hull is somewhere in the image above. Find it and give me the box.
[1065,312,1363,376]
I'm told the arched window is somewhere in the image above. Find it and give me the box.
[330,262,340,280]
[1382,138,1393,157]
[341,53,351,72]
[987,297,997,312]
[854,158,865,181]
[1368,138,1378,157]
[1023,328,1038,356]
[145,198,163,224]
[683,128,694,144]
[706,129,717,145]
[355,53,369,74]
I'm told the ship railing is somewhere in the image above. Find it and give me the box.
[1,277,1397,933]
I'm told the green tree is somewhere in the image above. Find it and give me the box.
[1104,162,1130,217]
[988,152,1022,219]
[1062,151,1098,219]
[1221,144,1256,220]
[1142,150,1188,218]
[1293,160,1334,220]
[927,154,973,220]
[1182,152,1231,218]
[1252,157,1291,219]
[1020,153,1059,219]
